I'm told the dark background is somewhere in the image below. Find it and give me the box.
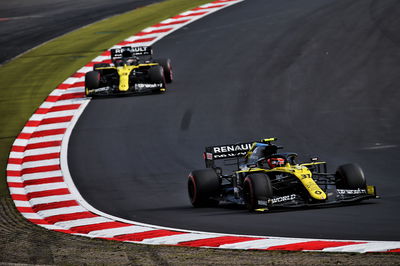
[0,0,161,63]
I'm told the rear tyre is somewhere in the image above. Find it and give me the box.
[155,58,173,83]
[148,66,166,92]
[85,71,100,97]
[336,163,366,189]
[243,173,273,211]
[188,169,220,207]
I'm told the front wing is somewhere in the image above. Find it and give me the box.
[255,186,379,211]
[87,83,165,96]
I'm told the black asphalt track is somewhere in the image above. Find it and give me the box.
[0,0,161,64]
[69,0,400,241]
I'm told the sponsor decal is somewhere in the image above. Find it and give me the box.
[337,189,367,195]
[212,143,252,154]
[114,46,152,56]
[270,194,296,204]
[257,200,268,206]
[112,46,152,59]
[90,87,109,93]
[213,151,248,159]
[131,46,148,52]
[135,83,162,89]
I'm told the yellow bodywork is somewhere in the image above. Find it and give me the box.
[276,164,326,200]
[245,138,277,159]
[97,63,159,91]
[239,135,328,202]
[238,164,326,200]
[117,65,134,91]
[367,185,376,196]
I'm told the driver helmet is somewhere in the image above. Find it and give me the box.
[267,157,285,168]
[122,50,132,58]
[126,57,138,65]
[114,59,124,66]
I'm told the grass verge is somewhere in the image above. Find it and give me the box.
[0,0,211,197]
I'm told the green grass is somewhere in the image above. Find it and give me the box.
[0,0,212,197]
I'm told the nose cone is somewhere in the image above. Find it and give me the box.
[118,66,131,91]
[311,189,327,200]
[295,168,327,200]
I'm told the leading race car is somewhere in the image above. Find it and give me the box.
[85,46,173,97]
[187,138,379,212]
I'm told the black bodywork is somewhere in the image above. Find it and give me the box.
[85,46,172,96]
[189,139,379,211]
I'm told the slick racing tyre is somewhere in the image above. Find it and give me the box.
[243,173,273,211]
[188,169,220,207]
[148,65,166,92]
[93,63,110,71]
[335,163,366,189]
[85,71,100,97]
[155,58,173,83]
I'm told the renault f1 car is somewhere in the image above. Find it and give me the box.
[85,46,172,96]
[187,138,379,212]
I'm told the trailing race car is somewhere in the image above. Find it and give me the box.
[85,46,173,96]
[187,138,379,212]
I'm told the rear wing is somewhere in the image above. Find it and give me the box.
[110,46,153,60]
[203,138,278,168]
[204,142,252,168]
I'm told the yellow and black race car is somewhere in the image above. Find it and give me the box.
[188,138,379,212]
[85,46,172,97]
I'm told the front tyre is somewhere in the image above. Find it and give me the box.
[188,169,220,207]
[243,173,273,211]
[85,71,100,97]
[336,163,366,189]
[148,65,166,92]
